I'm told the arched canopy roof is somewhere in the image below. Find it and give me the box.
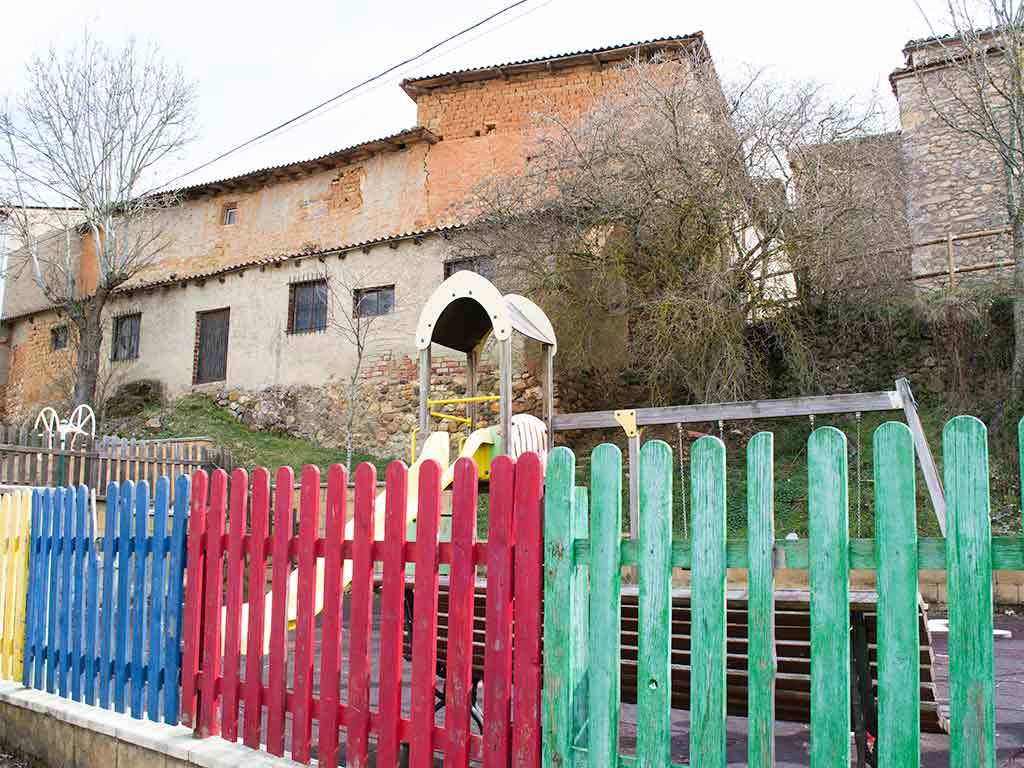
[415,271,557,353]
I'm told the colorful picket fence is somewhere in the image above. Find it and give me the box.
[542,416,1021,768]
[0,490,31,679]
[21,479,190,724]
[181,455,545,767]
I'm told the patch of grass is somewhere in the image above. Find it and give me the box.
[112,394,392,473]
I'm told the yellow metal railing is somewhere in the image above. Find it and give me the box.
[426,395,500,407]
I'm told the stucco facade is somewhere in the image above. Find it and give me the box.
[0,36,704,431]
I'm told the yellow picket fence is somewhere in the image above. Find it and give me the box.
[0,490,31,680]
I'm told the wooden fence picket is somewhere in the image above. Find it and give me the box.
[637,440,672,768]
[747,432,775,768]
[317,464,347,767]
[346,464,374,768]
[0,491,31,680]
[484,456,514,768]
[690,436,727,766]
[242,469,270,747]
[375,461,404,766]
[409,460,442,768]
[588,444,622,768]
[291,466,319,762]
[808,427,850,767]
[944,416,995,768]
[541,447,576,767]
[874,422,920,767]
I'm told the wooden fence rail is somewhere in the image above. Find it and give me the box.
[181,454,545,767]
[21,480,190,724]
[543,415,1012,768]
[0,436,233,501]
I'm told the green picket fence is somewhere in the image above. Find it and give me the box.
[542,416,1024,768]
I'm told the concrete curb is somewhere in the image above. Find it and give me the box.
[0,682,306,768]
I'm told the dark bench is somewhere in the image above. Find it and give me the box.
[403,579,948,737]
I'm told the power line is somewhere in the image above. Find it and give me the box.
[247,0,554,149]
[152,0,541,193]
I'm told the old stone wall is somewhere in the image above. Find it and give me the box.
[213,352,546,460]
[893,56,1013,283]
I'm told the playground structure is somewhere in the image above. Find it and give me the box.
[235,270,557,652]
[33,405,96,452]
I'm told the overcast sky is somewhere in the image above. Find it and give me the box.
[1,0,959,189]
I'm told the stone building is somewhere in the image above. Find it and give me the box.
[891,32,1014,284]
[0,35,709,456]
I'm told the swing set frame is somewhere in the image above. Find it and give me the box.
[552,377,947,537]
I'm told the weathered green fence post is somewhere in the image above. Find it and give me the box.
[570,487,590,759]
[637,440,672,768]
[873,421,919,767]
[588,444,622,768]
[944,415,995,768]
[808,426,850,767]
[542,446,576,767]
[690,435,727,766]
[746,432,775,768]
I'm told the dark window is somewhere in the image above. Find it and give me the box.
[111,314,140,361]
[288,279,328,333]
[194,308,230,384]
[50,325,69,350]
[222,204,238,225]
[444,257,494,280]
[354,285,395,317]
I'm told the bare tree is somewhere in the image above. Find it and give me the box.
[326,271,386,474]
[913,1,1024,393]
[455,52,907,404]
[0,35,196,407]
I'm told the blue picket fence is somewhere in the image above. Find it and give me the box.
[21,477,190,724]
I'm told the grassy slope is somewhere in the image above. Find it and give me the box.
[112,394,392,473]
[114,394,1021,541]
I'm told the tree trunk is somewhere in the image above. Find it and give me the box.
[72,290,108,407]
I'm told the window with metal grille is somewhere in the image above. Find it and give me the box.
[443,257,494,280]
[353,285,395,318]
[288,279,328,333]
[50,325,69,350]
[111,313,141,361]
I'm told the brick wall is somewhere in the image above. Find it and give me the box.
[417,60,680,224]
[1,310,75,421]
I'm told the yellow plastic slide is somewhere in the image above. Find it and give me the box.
[231,428,496,654]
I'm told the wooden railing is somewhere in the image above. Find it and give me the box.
[0,434,235,498]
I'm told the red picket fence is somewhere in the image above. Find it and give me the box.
[179,453,544,768]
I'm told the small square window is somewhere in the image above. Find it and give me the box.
[222,204,238,225]
[444,257,494,281]
[111,313,141,361]
[50,325,69,350]
[354,285,395,318]
[288,279,328,333]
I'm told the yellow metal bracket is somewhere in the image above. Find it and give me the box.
[431,410,472,426]
[613,409,639,438]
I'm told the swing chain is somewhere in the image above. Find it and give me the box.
[855,411,863,537]
[676,423,688,540]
